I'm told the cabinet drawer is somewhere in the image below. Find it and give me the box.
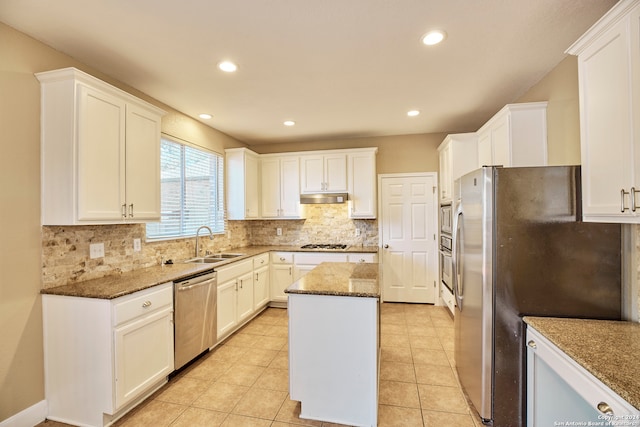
[295,253,348,264]
[113,283,173,326]
[347,253,378,263]
[271,252,294,264]
[253,253,270,269]
[217,259,253,283]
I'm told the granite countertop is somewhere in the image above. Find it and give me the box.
[524,316,640,410]
[41,245,379,299]
[285,262,380,298]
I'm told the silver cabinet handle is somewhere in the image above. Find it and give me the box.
[527,340,537,349]
[597,402,614,416]
[632,187,640,212]
[142,300,152,308]
[122,204,127,218]
[129,203,134,217]
[621,189,630,212]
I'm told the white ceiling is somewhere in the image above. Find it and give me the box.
[0,0,617,145]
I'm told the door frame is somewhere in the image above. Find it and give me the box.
[377,172,439,303]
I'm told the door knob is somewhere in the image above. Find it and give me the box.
[384,244,389,249]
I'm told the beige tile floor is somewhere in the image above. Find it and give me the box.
[38,303,483,427]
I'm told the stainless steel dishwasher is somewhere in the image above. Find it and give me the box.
[173,271,217,370]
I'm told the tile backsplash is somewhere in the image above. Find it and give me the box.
[41,204,377,289]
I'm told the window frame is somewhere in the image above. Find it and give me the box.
[145,134,225,241]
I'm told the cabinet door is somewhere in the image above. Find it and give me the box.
[348,152,376,218]
[237,272,254,323]
[492,118,511,167]
[76,84,126,221]
[294,264,316,281]
[245,153,260,218]
[579,16,634,220]
[260,158,281,218]
[300,155,325,193]
[438,141,452,201]
[113,306,173,409]
[271,264,293,302]
[125,103,162,221]
[217,278,238,338]
[280,157,301,217]
[477,130,492,168]
[254,265,270,310]
[324,154,348,192]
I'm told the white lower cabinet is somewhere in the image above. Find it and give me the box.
[216,259,254,341]
[253,252,271,310]
[527,326,639,426]
[270,252,295,305]
[43,283,174,427]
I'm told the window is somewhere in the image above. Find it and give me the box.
[146,135,224,240]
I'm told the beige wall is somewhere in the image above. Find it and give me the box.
[250,133,446,174]
[0,22,245,422]
[516,56,581,166]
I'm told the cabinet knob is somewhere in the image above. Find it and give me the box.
[280,257,286,261]
[383,244,389,249]
[527,340,537,349]
[142,300,152,308]
[597,402,614,416]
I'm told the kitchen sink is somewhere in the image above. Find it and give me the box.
[184,257,225,264]
[183,253,245,264]
[206,253,245,259]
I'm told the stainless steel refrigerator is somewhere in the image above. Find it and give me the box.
[452,166,621,427]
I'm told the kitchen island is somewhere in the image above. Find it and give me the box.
[286,262,380,427]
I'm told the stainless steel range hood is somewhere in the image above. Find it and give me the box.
[300,193,348,204]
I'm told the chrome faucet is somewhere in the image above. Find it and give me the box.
[195,225,214,257]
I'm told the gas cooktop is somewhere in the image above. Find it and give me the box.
[300,244,348,250]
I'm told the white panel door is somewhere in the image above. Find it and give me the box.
[380,174,438,303]
[125,104,162,221]
[77,85,126,221]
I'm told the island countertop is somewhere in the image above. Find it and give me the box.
[524,316,640,411]
[285,262,379,298]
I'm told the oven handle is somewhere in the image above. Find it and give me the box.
[452,203,464,311]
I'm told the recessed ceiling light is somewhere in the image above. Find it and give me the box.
[199,113,212,119]
[407,110,420,117]
[421,30,447,46]
[284,120,296,126]
[218,61,238,73]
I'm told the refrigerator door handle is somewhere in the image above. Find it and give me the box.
[452,204,464,310]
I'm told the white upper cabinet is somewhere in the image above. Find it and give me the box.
[476,102,548,168]
[226,148,260,220]
[348,148,378,218]
[36,67,165,225]
[567,0,640,223]
[300,153,348,193]
[261,155,302,219]
[437,133,478,203]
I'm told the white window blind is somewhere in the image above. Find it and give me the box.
[146,136,224,240]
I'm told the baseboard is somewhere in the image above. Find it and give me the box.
[0,400,47,427]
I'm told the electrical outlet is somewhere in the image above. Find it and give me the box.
[90,243,105,259]
[355,229,361,237]
[133,238,141,252]
[276,227,282,236]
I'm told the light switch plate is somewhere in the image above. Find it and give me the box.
[276,227,282,236]
[133,238,141,252]
[90,243,105,259]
